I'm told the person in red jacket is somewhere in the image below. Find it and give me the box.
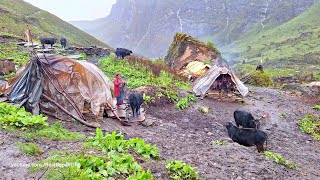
[114,73,126,108]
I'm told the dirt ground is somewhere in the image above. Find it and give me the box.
[0,86,319,180]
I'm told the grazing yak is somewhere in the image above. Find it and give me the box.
[60,38,67,49]
[40,38,57,49]
[115,48,132,59]
[226,122,268,153]
[128,92,144,118]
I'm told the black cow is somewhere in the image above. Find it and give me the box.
[128,92,143,118]
[234,110,260,129]
[226,122,268,153]
[115,48,132,59]
[40,38,57,49]
[60,38,67,49]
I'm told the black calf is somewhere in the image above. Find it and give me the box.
[226,122,267,152]
[128,92,143,117]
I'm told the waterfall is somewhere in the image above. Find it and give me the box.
[177,9,183,32]
[222,1,229,31]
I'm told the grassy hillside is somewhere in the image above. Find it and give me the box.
[223,1,320,78]
[0,0,110,48]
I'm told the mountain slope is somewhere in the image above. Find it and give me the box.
[70,0,316,58]
[0,0,110,48]
[224,0,320,69]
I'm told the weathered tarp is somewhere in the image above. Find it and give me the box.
[192,65,249,97]
[182,61,211,77]
[0,54,113,122]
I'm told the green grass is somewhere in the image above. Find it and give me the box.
[0,43,30,67]
[225,1,320,77]
[16,142,43,156]
[98,56,191,90]
[263,151,297,169]
[0,0,109,48]
[298,113,320,140]
[19,122,85,141]
[165,160,200,180]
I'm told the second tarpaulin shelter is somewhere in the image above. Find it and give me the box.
[0,53,115,127]
[192,58,248,98]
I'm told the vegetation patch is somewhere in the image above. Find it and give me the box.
[20,122,85,141]
[165,160,200,180]
[298,113,320,140]
[211,140,226,146]
[31,150,153,180]
[0,43,30,67]
[176,94,196,110]
[84,128,160,160]
[16,142,43,156]
[98,56,190,90]
[247,71,274,87]
[0,102,48,129]
[312,105,320,111]
[0,102,84,141]
[262,151,297,169]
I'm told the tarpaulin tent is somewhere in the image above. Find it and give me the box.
[192,58,248,97]
[0,53,116,127]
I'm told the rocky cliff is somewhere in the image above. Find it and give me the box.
[71,0,316,58]
[165,33,220,70]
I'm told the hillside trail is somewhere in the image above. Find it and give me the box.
[0,84,319,179]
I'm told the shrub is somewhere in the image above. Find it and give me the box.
[247,71,274,87]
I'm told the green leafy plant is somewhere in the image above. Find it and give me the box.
[31,151,154,180]
[211,140,226,146]
[262,151,297,169]
[313,105,320,111]
[298,113,320,140]
[143,93,155,104]
[84,128,160,160]
[98,56,190,90]
[16,142,43,156]
[176,94,196,110]
[165,88,180,103]
[0,102,48,128]
[166,160,200,180]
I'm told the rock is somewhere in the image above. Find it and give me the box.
[67,46,110,57]
[0,59,15,76]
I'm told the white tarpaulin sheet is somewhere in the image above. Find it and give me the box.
[192,65,248,96]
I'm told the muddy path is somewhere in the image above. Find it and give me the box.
[0,86,319,179]
[101,86,320,179]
